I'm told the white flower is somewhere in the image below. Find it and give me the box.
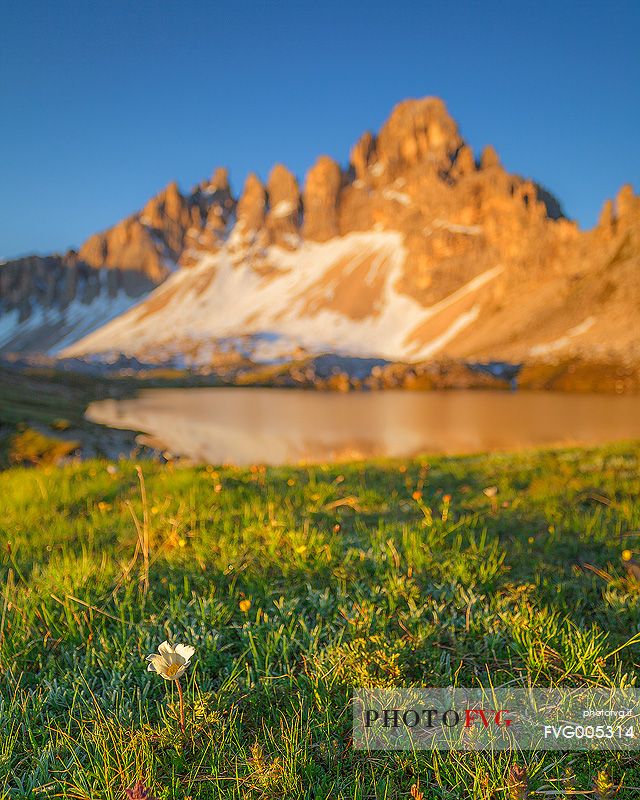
[146,641,195,681]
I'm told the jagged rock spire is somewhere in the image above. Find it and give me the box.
[266,164,300,247]
[302,156,342,242]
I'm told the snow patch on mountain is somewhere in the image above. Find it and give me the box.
[0,290,141,354]
[382,189,411,206]
[63,231,503,365]
[529,317,597,357]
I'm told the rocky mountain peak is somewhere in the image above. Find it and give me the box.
[302,156,342,242]
[209,167,230,192]
[370,97,463,181]
[236,173,267,237]
[616,184,638,220]
[143,181,189,226]
[4,95,639,368]
[350,131,376,181]
[597,199,616,236]
[266,164,301,248]
[480,145,501,170]
[197,167,235,239]
[79,216,172,282]
[451,144,476,178]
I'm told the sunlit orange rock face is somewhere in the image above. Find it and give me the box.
[3,96,640,364]
[302,156,342,242]
[265,164,300,248]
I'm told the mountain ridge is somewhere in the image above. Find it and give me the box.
[2,96,639,369]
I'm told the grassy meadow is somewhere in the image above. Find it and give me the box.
[1,443,640,798]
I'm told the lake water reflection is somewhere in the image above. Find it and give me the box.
[86,387,640,465]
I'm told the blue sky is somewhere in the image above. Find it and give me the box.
[1,0,639,259]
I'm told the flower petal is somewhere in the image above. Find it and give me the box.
[175,644,195,662]
[146,654,165,673]
[163,651,185,667]
[158,640,174,657]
